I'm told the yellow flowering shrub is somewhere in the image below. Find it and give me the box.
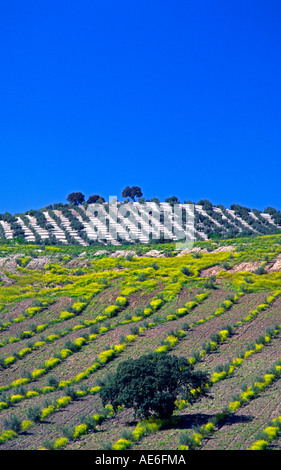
[18,347,32,358]
[175,399,187,410]
[60,348,72,358]
[232,357,243,366]
[46,334,60,342]
[74,371,88,383]
[0,429,17,443]
[4,356,16,366]
[150,298,163,310]
[212,371,226,383]
[214,307,225,316]
[185,301,198,310]
[167,314,177,321]
[54,437,68,449]
[58,380,71,389]
[143,307,152,316]
[219,329,229,342]
[104,404,115,417]
[73,423,88,440]
[26,306,41,316]
[131,315,142,322]
[104,305,120,317]
[8,336,18,343]
[99,349,115,363]
[199,349,206,359]
[89,333,98,341]
[115,296,128,306]
[165,335,178,347]
[36,324,47,332]
[114,343,126,353]
[263,426,279,440]
[42,386,55,394]
[113,439,132,450]
[249,439,268,450]
[72,324,84,331]
[195,292,209,302]
[272,416,281,426]
[193,432,203,445]
[60,311,75,321]
[32,341,45,349]
[71,301,87,312]
[257,303,268,311]
[209,341,217,351]
[93,413,104,424]
[155,345,169,354]
[31,368,45,379]
[99,326,109,334]
[240,388,255,402]
[204,422,215,433]
[264,373,275,385]
[10,394,24,404]
[26,390,40,398]
[132,423,147,441]
[20,330,33,339]
[11,377,29,388]
[177,307,188,316]
[125,334,137,343]
[229,400,241,412]
[21,420,33,431]
[56,396,72,409]
[222,299,233,309]
[74,337,87,348]
[244,349,255,359]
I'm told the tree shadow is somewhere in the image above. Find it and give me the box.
[221,413,254,426]
[123,411,254,433]
[170,412,253,430]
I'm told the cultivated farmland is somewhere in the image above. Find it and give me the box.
[1,234,281,451]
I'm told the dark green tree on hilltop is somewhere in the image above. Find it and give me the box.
[165,196,180,205]
[66,192,85,206]
[87,194,105,204]
[122,186,143,201]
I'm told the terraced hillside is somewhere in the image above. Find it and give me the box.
[1,200,281,246]
[1,234,281,451]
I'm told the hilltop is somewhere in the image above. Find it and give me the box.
[1,233,281,450]
[0,198,281,246]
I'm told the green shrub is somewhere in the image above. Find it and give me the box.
[4,414,22,433]
[27,406,42,423]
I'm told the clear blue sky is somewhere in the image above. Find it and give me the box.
[1,0,281,214]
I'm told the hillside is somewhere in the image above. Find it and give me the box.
[1,233,281,451]
[0,200,281,246]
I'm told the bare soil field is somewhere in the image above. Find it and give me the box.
[1,235,281,451]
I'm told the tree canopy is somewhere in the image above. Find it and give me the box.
[66,192,85,206]
[165,196,180,205]
[121,186,143,201]
[87,194,105,204]
[99,353,210,419]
